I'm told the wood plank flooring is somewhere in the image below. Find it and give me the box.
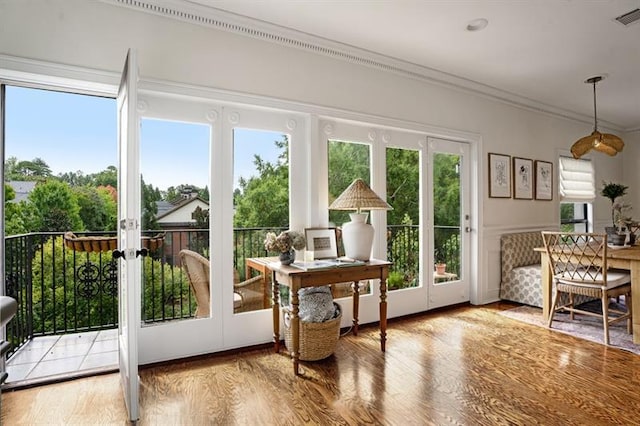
[2,302,640,425]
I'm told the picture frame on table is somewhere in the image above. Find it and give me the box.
[304,228,338,259]
[534,160,553,201]
[488,153,512,198]
[513,157,534,200]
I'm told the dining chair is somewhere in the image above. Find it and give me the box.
[179,249,264,316]
[541,231,632,345]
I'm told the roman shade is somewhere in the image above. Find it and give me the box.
[559,156,595,203]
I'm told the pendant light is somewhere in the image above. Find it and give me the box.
[570,76,624,159]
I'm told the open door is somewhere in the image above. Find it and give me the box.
[116,48,140,422]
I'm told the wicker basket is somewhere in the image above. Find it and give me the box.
[284,303,341,361]
[63,232,165,253]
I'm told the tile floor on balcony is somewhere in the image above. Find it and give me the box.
[5,329,118,383]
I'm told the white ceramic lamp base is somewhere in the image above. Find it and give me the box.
[342,212,374,261]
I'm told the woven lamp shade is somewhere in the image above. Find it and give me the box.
[329,179,392,212]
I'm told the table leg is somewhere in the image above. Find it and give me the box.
[272,271,280,353]
[631,260,640,344]
[291,283,300,376]
[541,252,551,321]
[262,265,270,309]
[352,281,360,336]
[379,276,387,352]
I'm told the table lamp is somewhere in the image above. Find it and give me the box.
[329,178,392,261]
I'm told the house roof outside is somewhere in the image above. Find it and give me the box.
[6,181,37,203]
[156,196,209,226]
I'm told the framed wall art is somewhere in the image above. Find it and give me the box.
[488,153,511,198]
[534,160,553,201]
[304,228,338,259]
[513,157,533,200]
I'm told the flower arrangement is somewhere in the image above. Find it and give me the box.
[264,230,306,253]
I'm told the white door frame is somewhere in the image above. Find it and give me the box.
[426,137,471,309]
[116,48,140,423]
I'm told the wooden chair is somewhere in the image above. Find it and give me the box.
[179,249,264,317]
[541,232,632,345]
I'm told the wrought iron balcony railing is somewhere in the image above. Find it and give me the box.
[3,225,459,360]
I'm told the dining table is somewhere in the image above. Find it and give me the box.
[537,244,640,344]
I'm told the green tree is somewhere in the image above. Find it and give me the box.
[386,148,419,225]
[328,141,371,226]
[90,166,118,188]
[164,184,205,204]
[433,153,461,227]
[142,177,161,230]
[234,137,289,228]
[58,170,91,186]
[4,183,27,235]
[4,156,21,181]
[27,180,84,232]
[15,157,52,179]
[30,236,192,333]
[72,186,117,231]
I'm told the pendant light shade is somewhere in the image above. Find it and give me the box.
[570,76,624,159]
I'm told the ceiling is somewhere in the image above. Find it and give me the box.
[182,0,640,131]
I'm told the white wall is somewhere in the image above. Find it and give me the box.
[0,0,628,304]
[622,130,640,214]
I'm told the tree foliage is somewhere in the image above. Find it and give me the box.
[27,180,83,232]
[327,141,371,226]
[386,148,419,225]
[233,137,290,228]
[141,177,161,230]
[30,236,192,334]
[72,186,117,232]
[4,183,27,235]
[164,184,208,204]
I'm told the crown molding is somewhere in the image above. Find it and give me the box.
[0,54,118,96]
[101,0,629,132]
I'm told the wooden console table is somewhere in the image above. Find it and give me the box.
[257,258,391,375]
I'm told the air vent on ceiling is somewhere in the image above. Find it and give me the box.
[615,8,640,26]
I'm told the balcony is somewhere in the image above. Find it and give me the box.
[3,225,459,384]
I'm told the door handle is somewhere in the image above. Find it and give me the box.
[112,248,148,259]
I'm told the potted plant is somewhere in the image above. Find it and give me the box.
[601,182,629,243]
[387,271,405,290]
[434,248,446,275]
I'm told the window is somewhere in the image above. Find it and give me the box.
[559,156,594,232]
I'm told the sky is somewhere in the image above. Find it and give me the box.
[4,86,283,191]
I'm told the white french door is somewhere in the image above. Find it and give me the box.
[426,137,471,309]
[135,94,226,364]
[116,48,140,423]
[127,95,307,361]
[220,106,306,347]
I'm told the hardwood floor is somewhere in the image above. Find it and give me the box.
[2,302,640,425]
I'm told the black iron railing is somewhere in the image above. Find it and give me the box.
[3,225,459,358]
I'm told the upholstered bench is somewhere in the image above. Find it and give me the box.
[499,231,545,307]
[499,231,593,308]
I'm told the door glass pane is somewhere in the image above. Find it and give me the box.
[386,147,420,291]
[233,129,289,313]
[140,118,210,322]
[433,153,462,283]
[328,140,371,297]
